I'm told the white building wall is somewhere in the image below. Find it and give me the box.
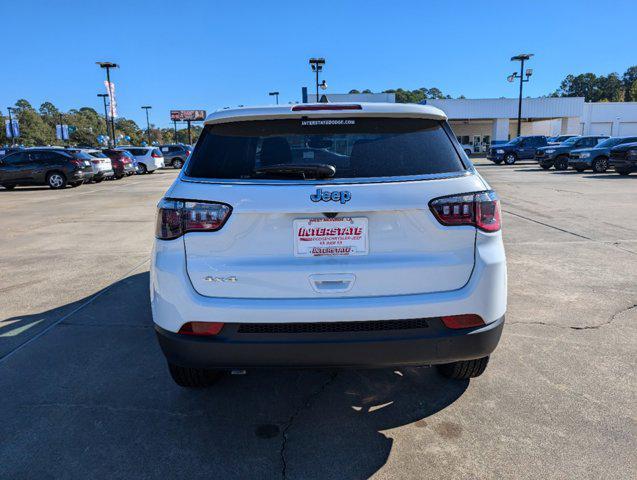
[582,102,637,136]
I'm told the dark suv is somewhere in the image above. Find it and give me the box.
[609,142,637,176]
[487,136,548,165]
[535,136,608,170]
[159,144,191,169]
[0,148,94,190]
[569,136,637,173]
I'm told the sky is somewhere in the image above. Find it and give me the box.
[2,0,636,128]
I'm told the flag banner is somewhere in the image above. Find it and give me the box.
[5,119,19,138]
[56,124,70,140]
[104,80,118,118]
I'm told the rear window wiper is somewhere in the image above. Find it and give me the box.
[252,163,336,180]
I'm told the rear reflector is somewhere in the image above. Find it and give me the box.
[151,152,162,158]
[441,314,485,329]
[178,322,224,336]
[292,104,362,111]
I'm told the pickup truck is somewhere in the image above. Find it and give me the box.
[487,136,548,165]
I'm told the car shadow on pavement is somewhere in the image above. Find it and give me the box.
[0,271,469,479]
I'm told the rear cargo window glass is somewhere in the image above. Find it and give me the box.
[185,118,465,180]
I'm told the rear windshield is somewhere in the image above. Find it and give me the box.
[87,151,108,158]
[185,118,466,180]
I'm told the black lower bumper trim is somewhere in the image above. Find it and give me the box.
[155,316,505,369]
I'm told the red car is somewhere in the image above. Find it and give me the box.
[103,149,136,179]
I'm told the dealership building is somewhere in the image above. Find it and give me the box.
[307,93,637,152]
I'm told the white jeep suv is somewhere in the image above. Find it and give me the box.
[151,103,507,387]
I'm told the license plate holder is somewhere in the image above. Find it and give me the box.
[293,217,368,257]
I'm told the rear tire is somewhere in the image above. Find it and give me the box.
[616,168,631,176]
[437,356,490,379]
[137,163,148,174]
[540,163,551,170]
[168,363,221,388]
[69,181,83,188]
[464,149,471,157]
[493,159,502,165]
[591,157,608,173]
[2,184,16,190]
[504,153,516,165]
[172,158,184,169]
[47,172,67,189]
[93,178,104,183]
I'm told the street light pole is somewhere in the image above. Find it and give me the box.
[173,120,178,143]
[96,61,119,145]
[142,106,152,145]
[269,91,280,104]
[97,94,109,145]
[309,58,325,101]
[509,54,534,137]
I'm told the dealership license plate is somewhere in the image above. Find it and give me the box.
[293,217,368,257]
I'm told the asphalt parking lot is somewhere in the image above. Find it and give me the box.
[1,161,635,480]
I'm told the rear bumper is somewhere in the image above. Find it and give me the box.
[155,316,504,368]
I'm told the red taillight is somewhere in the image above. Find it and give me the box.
[441,314,485,329]
[152,152,161,158]
[70,159,83,167]
[291,104,362,111]
[155,199,232,240]
[186,150,191,156]
[178,322,224,336]
[429,191,501,232]
[91,160,100,164]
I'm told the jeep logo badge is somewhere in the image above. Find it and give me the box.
[310,188,351,204]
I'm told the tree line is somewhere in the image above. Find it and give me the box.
[0,99,201,147]
[351,65,637,103]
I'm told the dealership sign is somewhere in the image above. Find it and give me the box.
[170,110,206,121]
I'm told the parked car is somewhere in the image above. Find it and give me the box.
[151,103,506,387]
[159,144,191,169]
[547,134,578,145]
[535,135,608,170]
[103,149,136,178]
[116,146,164,174]
[487,136,548,165]
[80,149,115,182]
[0,148,93,189]
[609,142,637,176]
[0,146,24,159]
[569,136,637,173]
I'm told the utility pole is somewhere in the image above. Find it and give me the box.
[508,54,534,137]
[269,91,280,104]
[186,120,192,145]
[142,106,152,145]
[97,94,110,145]
[96,62,119,145]
[173,120,178,143]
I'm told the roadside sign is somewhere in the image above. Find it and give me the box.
[170,110,206,121]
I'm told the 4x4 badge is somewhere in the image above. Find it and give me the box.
[310,188,351,204]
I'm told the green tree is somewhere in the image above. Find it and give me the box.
[622,66,637,101]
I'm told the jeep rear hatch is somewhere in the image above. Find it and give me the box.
[172,116,484,299]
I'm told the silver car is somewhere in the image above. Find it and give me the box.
[81,149,115,183]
